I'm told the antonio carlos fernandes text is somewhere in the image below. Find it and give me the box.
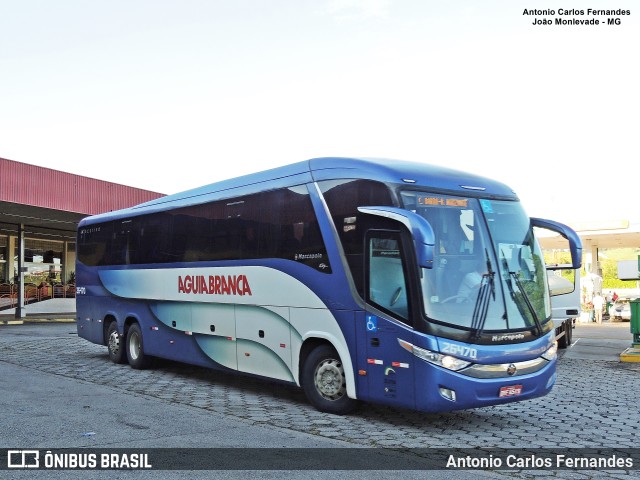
[446,454,633,469]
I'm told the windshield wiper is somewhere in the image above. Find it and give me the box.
[470,252,496,340]
[507,270,543,337]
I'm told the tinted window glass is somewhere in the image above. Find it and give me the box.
[77,186,331,273]
[319,179,394,295]
[78,223,113,266]
[367,231,410,323]
[261,187,329,270]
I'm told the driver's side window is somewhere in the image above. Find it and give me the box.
[366,231,411,324]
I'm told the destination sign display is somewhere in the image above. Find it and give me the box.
[417,196,468,208]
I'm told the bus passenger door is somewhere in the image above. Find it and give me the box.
[362,230,416,410]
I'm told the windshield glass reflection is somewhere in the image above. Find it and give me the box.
[400,192,550,332]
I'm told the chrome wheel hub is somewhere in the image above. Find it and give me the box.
[108,330,120,354]
[129,332,140,360]
[315,359,346,400]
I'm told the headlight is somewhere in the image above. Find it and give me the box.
[541,341,557,361]
[398,339,472,371]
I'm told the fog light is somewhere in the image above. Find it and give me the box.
[439,387,457,402]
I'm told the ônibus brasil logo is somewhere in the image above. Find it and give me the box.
[178,274,252,296]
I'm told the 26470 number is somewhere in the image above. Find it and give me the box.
[441,342,478,359]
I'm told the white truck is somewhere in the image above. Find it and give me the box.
[547,269,580,349]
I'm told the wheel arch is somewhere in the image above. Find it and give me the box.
[101,313,142,345]
[123,315,140,330]
[298,335,357,399]
[101,314,118,345]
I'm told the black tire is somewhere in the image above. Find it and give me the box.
[126,323,152,369]
[301,344,357,415]
[106,321,127,364]
[557,321,571,349]
[557,324,568,349]
[565,321,572,346]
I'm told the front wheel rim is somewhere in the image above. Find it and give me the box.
[314,358,346,401]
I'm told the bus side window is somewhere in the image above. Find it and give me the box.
[366,231,411,324]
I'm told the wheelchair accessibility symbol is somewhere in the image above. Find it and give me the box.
[366,315,377,332]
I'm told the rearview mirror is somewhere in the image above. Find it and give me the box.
[531,217,582,270]
[358,206,435,268]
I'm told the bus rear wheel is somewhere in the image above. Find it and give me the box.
[302,344,356,415]
[106,321,127,364]
[126,323,151,369]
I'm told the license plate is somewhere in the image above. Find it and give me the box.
[499,385,523,398]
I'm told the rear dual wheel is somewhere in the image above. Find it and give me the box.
[126,323,152,369]
[106,321,127,364]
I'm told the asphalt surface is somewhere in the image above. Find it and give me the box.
[0,321,638,479]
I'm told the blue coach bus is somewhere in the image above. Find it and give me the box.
[76,157,581,414]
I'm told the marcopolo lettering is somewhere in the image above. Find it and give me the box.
[178,274,252,296]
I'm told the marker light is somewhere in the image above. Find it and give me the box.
[398,339,471,372]
[546,372,557,389]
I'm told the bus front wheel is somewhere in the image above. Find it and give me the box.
[106,321,127,364]
[126,323,151,369]
[302,344,356,415]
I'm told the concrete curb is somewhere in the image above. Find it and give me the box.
[25,317,76,324]
[620,347,640,362]
[1,316,76,325]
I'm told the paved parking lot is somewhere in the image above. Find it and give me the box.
[1,321,639,479]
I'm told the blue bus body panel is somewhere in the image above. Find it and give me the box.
[80,164,314,226]
[78,157,518,229]
[308,157,517,199]
[430,333,553,364]
[413,352,556,413]
[355,312,555,413]
[416,331,556,412]
[77,291,235,370]
[76,255,363,385]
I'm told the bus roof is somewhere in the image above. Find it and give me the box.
[80,157,518,224]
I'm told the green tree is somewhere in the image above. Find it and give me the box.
[600,248,639,289]
[542,251,574,282]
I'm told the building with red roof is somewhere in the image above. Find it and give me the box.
[0,156,165,317]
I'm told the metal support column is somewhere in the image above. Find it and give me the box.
[15,224,25,319]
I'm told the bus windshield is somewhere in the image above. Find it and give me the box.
[400,191,551,333]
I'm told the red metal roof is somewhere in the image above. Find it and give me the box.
[0,157,165,215]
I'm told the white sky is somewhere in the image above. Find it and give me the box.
[1,0,638,223]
